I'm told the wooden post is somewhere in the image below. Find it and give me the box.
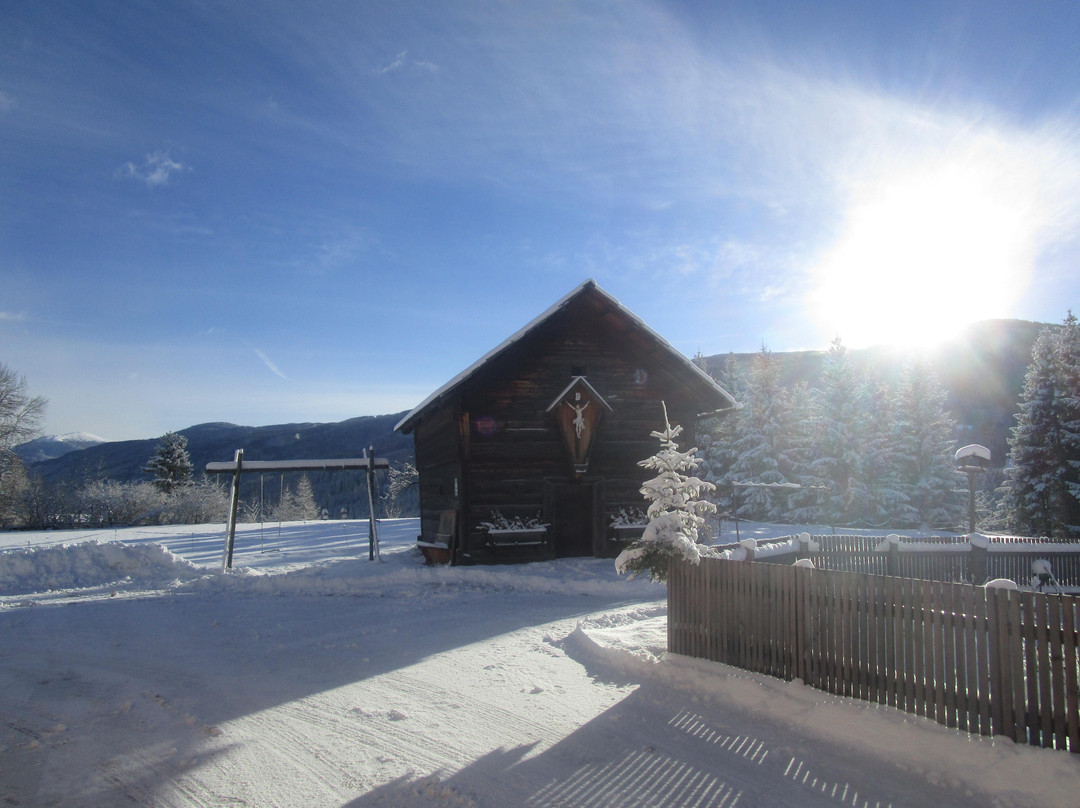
[968,533,988,584]
[967,471,977,534]
[886,534,900,577]
[222,448,243,572]
[366,445,380,561]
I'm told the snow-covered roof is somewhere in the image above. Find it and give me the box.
[395,279,736,433]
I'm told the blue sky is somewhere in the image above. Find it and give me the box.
[3,1,1079,441]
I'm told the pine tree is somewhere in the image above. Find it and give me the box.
[892,361,962,528]
[1054,312,1080,533]
[862,379,914,527]
[1001,316,1080,538]
[615,402,716,582]
[776,381,817,521]
[271,475,320,522]
[722,347,793,521]
[144,432,193,494]
[699,353,743,497]
[805,338,868,525]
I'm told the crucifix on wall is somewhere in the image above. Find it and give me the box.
[546,376,612,475]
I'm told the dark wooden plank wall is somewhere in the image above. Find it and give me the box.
[414,406,463,541]
[456,307,706,553]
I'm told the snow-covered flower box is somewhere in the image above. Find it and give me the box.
[609,507,648,542]
[483,526,549,547]
[479,511,549,549]
[612,524,647,541]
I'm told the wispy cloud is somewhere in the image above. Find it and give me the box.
[0,90,14,112]
[252,347,288,380]
[375,51,408,75]
[374,50,438,76]
[118,150,188,187]
[0,310,27,322]
[311,227,376,271]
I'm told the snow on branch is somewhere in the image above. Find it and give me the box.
[616,402,716,582]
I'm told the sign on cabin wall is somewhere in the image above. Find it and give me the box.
[546,376,613,475]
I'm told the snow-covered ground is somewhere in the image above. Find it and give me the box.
[1,519,1077,807]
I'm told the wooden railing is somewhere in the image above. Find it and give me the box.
[668,557,1080,752]
[714,533,1080,588]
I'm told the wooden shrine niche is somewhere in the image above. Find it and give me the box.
[546,376,612,475]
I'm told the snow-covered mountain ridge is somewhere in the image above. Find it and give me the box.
[13,432,106,463]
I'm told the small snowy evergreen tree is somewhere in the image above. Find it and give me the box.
[144,431,193,494]
[271,474,320,522]
[615,402,716,582]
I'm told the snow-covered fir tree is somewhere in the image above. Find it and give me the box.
[805,338,870,525]
[721,347,797,521]
[271,475,320,522]
[698,352,743,512]
[615,402,715,582]
[1000,315,1080,538]
[777,381,818,520]
[1054,312,1080,533]
[144,431,193,494]
[891,361,962,528]
[861,379,915,527]
[693,341,965,530]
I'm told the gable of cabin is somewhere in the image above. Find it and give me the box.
[398,281,735,563]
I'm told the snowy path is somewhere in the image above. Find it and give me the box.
[1,519,1078,806]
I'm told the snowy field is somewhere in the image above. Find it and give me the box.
[1,519,1077,807]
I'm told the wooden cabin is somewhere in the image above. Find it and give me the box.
[394,280,737,564]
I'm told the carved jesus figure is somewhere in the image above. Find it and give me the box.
[567,400,589,438]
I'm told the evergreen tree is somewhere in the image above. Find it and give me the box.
[699,353,743,492]
[862,380,914,527]
[144,432,193,494]
[777,381,817,520]
[1001,315,1080,538]
[805,338,868,525]
[271,474,320,522]
[615,402,716,582]
[722,347,793,520]
[1054,312,1080,532]
[892,361,962,528]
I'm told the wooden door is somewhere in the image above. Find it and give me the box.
[546,481,599,557]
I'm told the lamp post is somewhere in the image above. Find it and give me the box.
[955,444,991,534]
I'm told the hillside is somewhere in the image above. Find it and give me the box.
[22,318,1047,513]
[699,318,1045,465]
[29,413,414,518]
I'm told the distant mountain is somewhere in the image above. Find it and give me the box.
[698,319,1049,466]
[18,317,1049,514]
[28,414,414,518]
[14,432,107,464]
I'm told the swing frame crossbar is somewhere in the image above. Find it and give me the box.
[206,448,390,572]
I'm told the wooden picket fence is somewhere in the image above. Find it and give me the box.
[668,557,1080,752]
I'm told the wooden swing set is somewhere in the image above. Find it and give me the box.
[206,446,390,572]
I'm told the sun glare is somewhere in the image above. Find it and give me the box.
[812,165,1032,350]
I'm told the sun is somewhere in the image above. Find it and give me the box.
[811,165,1032,350]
